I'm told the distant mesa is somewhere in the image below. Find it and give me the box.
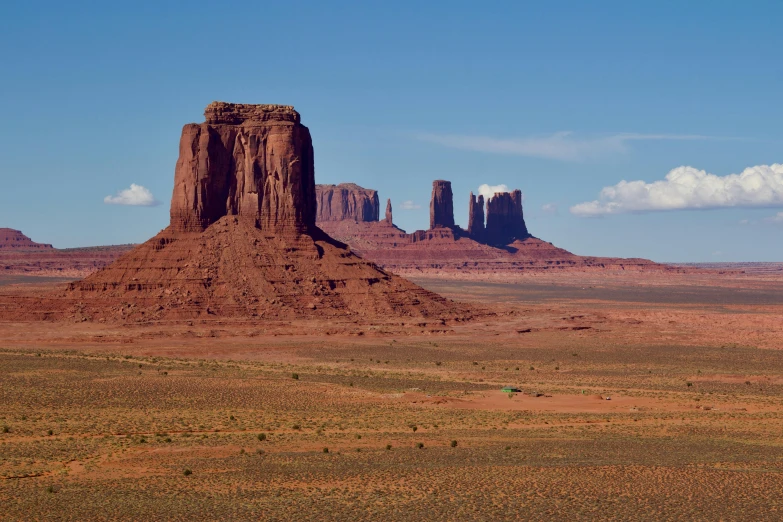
[316,183,379,223]
[48,102,459,322]
[0,228,133,277]
[0,229,53,251]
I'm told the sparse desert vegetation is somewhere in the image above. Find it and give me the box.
[0,273,782,519]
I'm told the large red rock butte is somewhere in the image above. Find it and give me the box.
[7,102,462,322]
[170,102,315,234]
[316,183,379,222]
[485,189,529,246]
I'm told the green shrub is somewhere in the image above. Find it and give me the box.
[450,440,458,448]
[183,468,192,476]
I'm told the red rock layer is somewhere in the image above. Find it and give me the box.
[170,102,315,235]
[0,229,53,250]
[430,180,455,229]
[59,217,458,321]
[485,190,529,245]
[1,244,135,278]
[315,183,379,222]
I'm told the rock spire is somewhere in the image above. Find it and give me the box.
[429,180,455,229]
[385,199,393,225]
[467,192,485,241]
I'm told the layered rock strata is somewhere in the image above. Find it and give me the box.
[429,180,455,229]
[315,183,379,222]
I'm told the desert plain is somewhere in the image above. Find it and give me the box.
[1,267,782,520]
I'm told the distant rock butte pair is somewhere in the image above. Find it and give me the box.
[53,102,462,322]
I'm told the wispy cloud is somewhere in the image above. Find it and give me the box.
[398,200,421,210]
[104,184,159,207]
[571,164,783,217]
[541,203,558,215]
[416,131,733,162]
[765,211,783,224]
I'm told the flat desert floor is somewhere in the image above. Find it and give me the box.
[1,270,782,520]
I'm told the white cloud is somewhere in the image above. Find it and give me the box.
[477,184,510,201]
[571,164,783,217]
[541,203,558,214]
[398,200,421,210]
[417,132,727,162]
[104,184,159,207]
[764,212,783,223]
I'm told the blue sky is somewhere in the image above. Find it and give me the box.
[1,1,781,261]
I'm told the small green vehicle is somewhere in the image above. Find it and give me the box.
[501,386,522,393]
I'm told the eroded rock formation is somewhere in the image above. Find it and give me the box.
[170,102,316,234]
[0,229,53,250]
[57,102,459,322]
[467,193,485,242]
[315,183,379,223]
[385,199,393,225]
[485,190,529,245]
[430,180,455,229]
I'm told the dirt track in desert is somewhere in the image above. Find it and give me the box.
[1,270,782,520]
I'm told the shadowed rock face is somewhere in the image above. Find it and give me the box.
[170,102,315,234]
[468,192,485,241]
[430,180,455,229]
[486,189,529,245]
[315,183,379,222]
[385,199,393,225]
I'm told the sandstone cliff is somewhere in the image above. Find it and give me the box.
[430,180,455,229]
[170,102,316,234]
[485,190,529,245]
[315,183,379,222]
